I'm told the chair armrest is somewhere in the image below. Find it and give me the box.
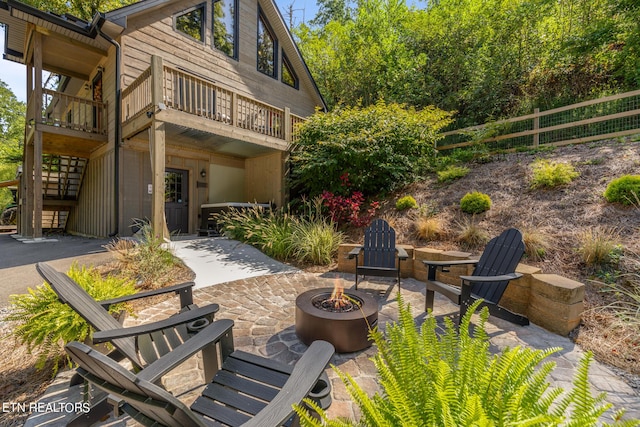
[137,319,235,384]
[460,273,523,283]
[242,340,335,427]
[91,304,219,343]
[98,281,195,310]
[421,259,479,268]
[347,246,363,259]
[396,246,409,260]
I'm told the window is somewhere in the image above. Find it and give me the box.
[213,0,237,58]
[257,11,276,77]
[175,4,205,42]
[281,53,298,88]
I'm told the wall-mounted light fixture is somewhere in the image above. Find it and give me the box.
[200,168,207,178]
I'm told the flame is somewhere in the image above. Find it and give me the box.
[329,278,348,309]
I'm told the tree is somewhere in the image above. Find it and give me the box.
[21,0,136,21]
[0,79,25,210]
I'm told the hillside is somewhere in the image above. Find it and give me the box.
[364,137,640,378]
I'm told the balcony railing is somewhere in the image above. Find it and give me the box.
[122,57,306,143]
[39,89,107,135]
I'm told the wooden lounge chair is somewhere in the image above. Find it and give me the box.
[66,319,335,427]
[422,228,529,325]
[348,218,408,292]
[36,262,220,372]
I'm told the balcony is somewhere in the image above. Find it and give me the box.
[27,89,108,157]
[121,57,306,155]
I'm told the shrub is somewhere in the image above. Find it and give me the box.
[105,219,184,289]
[414,216,443,241]
[321,173,380,227]
[395,195,417,211]
[521,227,550,261]
[460,191,491,214]
[437,164,470,182]
[290,100,453,198]
[455,217,490,248]
[4,263,136,373]
[295,297,635,426]
[603,175,640,206]
[216,199,343,265]
[530,159,579,189]
[600,252,640,332]
[579,227,623,267]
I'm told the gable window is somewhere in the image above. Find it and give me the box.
[257,11,276,77]
[213,0,237,58]
[175,4,205,42]
[281,53,298,88]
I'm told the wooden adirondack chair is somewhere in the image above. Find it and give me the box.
[36,262,221,426]
[348,218,408,292]
[66,319,335,427]
[422,228,529,325]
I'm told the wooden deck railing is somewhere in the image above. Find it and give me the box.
[40,89,107,135]
[437,89,640,152]
[122,67,153,122]
[122,57,305,143]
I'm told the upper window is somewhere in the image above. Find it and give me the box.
[257,11,276,77]
[213,0,237,58]
[175,4,205,42]
[281,53,298,88]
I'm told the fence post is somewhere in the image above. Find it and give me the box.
[533,107,540,148]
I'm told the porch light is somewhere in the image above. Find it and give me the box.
[200,168,207,178]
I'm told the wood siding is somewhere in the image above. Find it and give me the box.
[245,151,284,206]
[120,0,319,119]
[67,150,115,237]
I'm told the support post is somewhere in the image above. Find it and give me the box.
[150,121,167,240]
[32,31,43,238]
[533,107,540,148]
[283,107,291,142]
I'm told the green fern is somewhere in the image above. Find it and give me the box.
[3,263,136,375]
[294,295,640,426]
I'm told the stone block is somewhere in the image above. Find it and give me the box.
[530,274,585,305]
[337,244,360,274]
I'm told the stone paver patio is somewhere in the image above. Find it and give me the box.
[26,272,640,426]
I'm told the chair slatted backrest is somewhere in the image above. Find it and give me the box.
[36,262,143,369]
[66,342,205,427]
[470,228,525,304]
[362,219,397,269]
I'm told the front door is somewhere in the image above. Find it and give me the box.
[165,168,189,234]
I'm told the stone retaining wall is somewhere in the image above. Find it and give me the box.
[337,244,584,336]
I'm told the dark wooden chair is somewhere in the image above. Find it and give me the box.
[36,262,221,426]
[66,319,335,427]
[422,228,529,325]
[36,262,220,372]
[348,218,408,292]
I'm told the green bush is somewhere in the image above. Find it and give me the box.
[603,175,640,206]
[530,159,579,189]
[437,164,470,182]
[216,199,343,265]
[110,219,184,289]
[290,100,453,198]
[4,263,136,373]
[395,195,417,210]
[460,191,492,214]
[295,297,636,426]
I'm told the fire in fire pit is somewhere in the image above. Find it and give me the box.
[313,283,361,313]
[295,280,378,353]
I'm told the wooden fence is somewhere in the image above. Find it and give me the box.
[437,89,640,152]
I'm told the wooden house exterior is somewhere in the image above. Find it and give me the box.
[1,0,325,239]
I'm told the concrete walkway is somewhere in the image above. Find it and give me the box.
[169,236,299,289]
[23,237,640,426]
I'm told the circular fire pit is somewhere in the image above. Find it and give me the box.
[295,288,378,353]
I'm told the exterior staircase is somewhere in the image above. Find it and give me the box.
[41,155,87,230]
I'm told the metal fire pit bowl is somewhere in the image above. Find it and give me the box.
[295,288,378,353]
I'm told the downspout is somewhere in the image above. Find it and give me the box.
[97,19,121,237]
